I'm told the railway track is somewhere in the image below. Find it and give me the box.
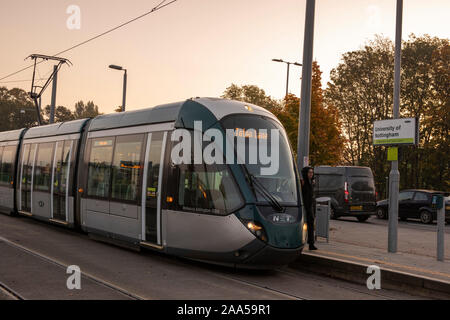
[0,233,422,300]
[1,233,306,300]
[210,272,309,300]
[0,280,24,300]
[0,236,143,300]
[277,268,400,300]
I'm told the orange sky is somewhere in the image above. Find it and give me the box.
[0,0,448,114]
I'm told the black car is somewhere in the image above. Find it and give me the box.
[376,189,450,224]
[314,166,377,222]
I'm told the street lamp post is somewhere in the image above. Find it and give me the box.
[109,64,127,112]
[272,59,302,97]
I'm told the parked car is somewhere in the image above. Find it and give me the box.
[376,189,450,224]
[314,166,377,222]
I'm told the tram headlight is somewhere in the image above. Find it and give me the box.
[247,222,262,231]
[244,221,268,242]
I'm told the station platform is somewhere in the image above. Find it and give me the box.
[292,217,450,299]
[305,240,450,283]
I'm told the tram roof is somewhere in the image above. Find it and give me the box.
[0,128,26,142]
[88,98,277,132]
[23,119,89,140]
[88,101,184,132]
[2,98,278,141]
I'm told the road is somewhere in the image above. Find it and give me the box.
[367,216,450,233]
[0,214,425,300]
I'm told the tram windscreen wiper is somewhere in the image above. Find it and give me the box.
[242,166,284,212]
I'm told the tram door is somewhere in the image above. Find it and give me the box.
[142,132,167,245]
[52,141,73,222]
[20,144,36,213]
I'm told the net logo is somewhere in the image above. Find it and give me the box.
[170,121,280,176]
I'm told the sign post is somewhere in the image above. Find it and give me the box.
[373,116,419,254]
[432,194,445,262]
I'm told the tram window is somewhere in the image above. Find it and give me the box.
[60,142,72,190]
[34,143,54,192]
[87,138,114,198]
[146,132,164,200]
[111,135,144,201]
[53,141,72,194]
[177,164,242,215]
[0,146,16,186]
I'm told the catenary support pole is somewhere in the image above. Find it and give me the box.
[49,65,58,124]
[388,0,403,253]
[297,0,315,170]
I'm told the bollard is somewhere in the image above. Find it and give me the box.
[437,204,445,262]
[433,194,445,262]
[315,197,331,243]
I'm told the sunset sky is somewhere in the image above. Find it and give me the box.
[0,0,449,114]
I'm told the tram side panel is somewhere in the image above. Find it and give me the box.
[17,137,79,226]
[79,128,149,244]
[160,136,259,262]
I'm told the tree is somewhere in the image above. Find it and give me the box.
[399,35,449,191]
[43,105,75,123]
[325,34,449,195]
[222,84,281,112]
[273,62,345,165]
[310,62,345,165]
[0,87,39,131]
[1,89,105,132]
[73,100,102,119]
[222,63,345,166]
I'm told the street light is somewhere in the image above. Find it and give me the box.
[272,59,302,97]
[109,64,127,112]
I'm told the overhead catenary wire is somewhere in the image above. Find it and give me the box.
[0,79,46,84]
[0,64,52,84]
[0,0,178,82]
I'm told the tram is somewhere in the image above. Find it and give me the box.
[0,98,306,268]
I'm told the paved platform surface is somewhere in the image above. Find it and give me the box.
[306,217,450,284]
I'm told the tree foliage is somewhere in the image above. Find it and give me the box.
[0,87,103,132]
[43,105,76,123]
[74,100,102,119]
[222,84,280,113]
[222,62,345,166]
[0,87,39,131]
[273,62,345,165]
[325,34,449,194]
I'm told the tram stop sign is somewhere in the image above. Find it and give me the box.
[373,118,419,146]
